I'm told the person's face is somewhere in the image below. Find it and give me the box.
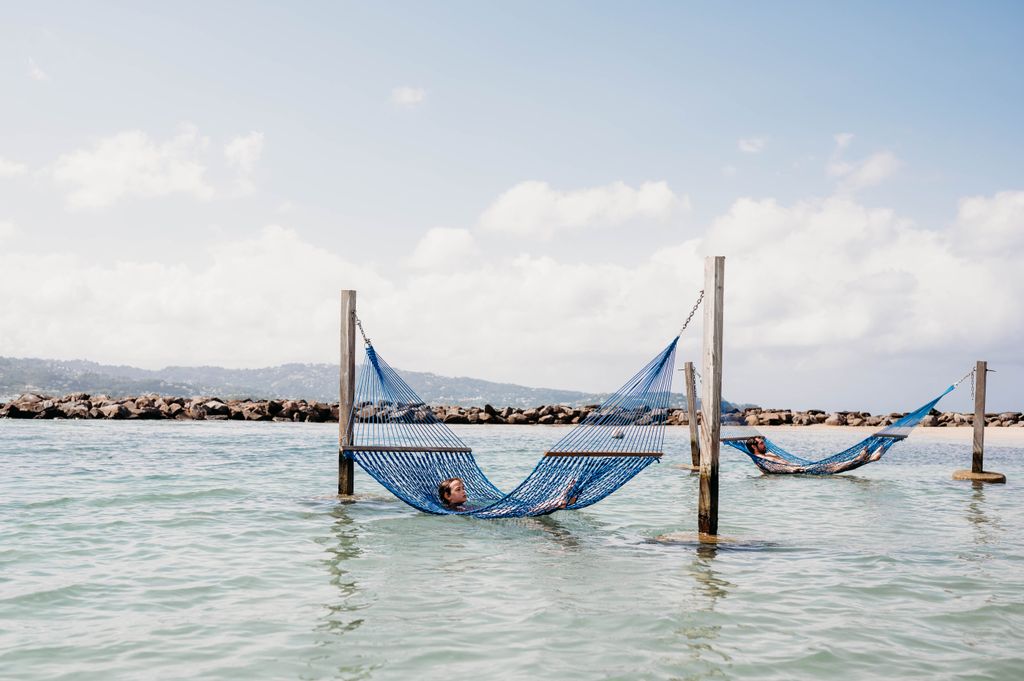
[446,479,467,505]
[753,438,767,454]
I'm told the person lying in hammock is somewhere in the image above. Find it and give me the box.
[745,436,885,474]
[438,476,578,514]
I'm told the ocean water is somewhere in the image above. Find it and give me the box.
[1,421,1021,681]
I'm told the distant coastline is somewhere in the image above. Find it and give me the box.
[2,393,1021,428]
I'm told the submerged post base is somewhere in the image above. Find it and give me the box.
[952,469,1006,483]
[652,532,732,545]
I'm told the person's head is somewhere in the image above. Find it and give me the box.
[748,437,768,455]
[438,477,467,508]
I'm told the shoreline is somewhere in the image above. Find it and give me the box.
[1,392,1021,428]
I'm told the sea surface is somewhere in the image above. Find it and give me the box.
[1,421,1021,680]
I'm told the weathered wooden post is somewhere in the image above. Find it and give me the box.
[339,290,357,495]
[953,360,1006,483]
[685,361,700,470]
[698,256,724,536]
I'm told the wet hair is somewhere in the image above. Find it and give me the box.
[437,477,463,507]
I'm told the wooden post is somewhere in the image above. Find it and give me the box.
[685,361,700,469]
[339,290,356,495]
[698,256,724,536]
[953,360,1006,483]
[972,360,986,474]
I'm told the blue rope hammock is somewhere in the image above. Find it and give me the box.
[343,307,697,518]
[722,374,970,475]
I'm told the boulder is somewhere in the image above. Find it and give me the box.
[99,404,128,419]
[824,413,846,426]
[204,400,230,416]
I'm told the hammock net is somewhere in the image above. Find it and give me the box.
[720,385,957,475]
[344,337,679,518]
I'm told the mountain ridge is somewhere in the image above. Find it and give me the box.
[0,356,687,407]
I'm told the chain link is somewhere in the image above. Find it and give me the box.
[354,314,371,347]
[677,289,705,337]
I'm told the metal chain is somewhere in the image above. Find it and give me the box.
[953,366,976,401]
[677,289,705,337]
[354,314,372,347]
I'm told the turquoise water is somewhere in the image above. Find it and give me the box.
[1,421,1021,680]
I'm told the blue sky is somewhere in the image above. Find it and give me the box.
[1,2,1022,412]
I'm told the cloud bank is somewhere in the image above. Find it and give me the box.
[2,184,1019,411]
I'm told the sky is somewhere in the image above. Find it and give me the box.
[1,1,1022,413]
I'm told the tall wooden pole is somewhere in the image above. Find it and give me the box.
[953,360,1005,483]
[684,361,700,469]
[698,256,724,536]
[972,360,986,474]
[339,290,356,495]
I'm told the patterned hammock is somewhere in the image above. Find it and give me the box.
[722,386,956,475]
[343,337,680,518]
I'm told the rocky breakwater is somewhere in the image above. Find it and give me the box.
[735,407,1024,428]
[1,393,1022,427]
[0,393,339,422]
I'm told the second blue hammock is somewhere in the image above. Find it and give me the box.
[343,335,680,518]
[721,385,959,475]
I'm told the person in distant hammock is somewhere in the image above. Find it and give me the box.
[745,436,886,474]
[438,476,578,514]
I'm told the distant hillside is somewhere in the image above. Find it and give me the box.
[0,356,692,407]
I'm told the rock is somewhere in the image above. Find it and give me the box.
[60,402,90,419]
[921,415,937,427]
[538,414,556,425]
[99,404,128,419]
[824,413,846,426]
[204,400,229,416]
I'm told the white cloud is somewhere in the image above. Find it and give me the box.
[28,58,49,81]
[52,125,214,209]
[224,131,264,195]
[224,132,264,174]
[407,227,480,270]
[0,190,1020,411]
[391,86,426,107]
[0,157,28,177]
[738,137,765,153]
[0,225,391,369]
[479,180,687,239]
[834,132,854,149]
[827,134,901,192]
[952,190,1024,255]
[0,221,16,240]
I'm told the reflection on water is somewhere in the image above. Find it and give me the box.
[966,483,1002,548]
[317,506,364,635]
[674,543,733,679]
[531,515,582,551]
